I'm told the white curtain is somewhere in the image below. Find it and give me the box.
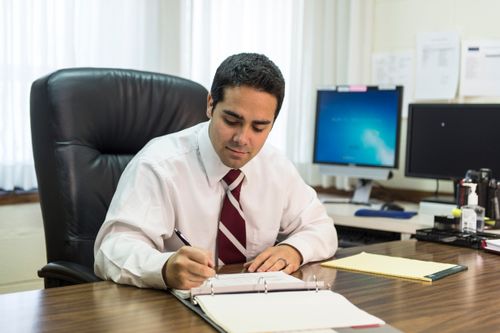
[1,0,374,190]
[180,0,374,185]
[180,0,297,152]
[0,0,164,190]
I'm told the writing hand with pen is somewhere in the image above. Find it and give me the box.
[162,228,217,290]
[163,228,303,289]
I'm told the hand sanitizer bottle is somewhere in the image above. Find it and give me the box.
[460,183,485,233]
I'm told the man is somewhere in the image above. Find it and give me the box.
[94,53,338,290]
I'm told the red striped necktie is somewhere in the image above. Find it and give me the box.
[217,169,246,265]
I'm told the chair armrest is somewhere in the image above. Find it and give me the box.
[38,261,101,288]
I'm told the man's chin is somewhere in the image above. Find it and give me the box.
[223,161,245,169]
[222,157,249,169]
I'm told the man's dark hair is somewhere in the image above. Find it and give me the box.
[210,53,285,119]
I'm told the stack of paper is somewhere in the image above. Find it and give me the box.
[483,239,500,254]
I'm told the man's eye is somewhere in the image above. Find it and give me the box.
[224,118,239,126]
[253,126,265,133]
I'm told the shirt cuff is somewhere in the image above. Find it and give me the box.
[140,251,173,290]
[279,238,313,266]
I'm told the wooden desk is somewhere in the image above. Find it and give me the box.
[2,241,500,333]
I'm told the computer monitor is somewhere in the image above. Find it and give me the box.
[313,85,403,204]
[405,103,500,203]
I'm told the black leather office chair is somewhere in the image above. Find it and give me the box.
[30,68,208,288]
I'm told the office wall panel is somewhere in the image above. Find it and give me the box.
[372,0,500,192]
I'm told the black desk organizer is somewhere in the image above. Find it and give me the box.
[416,228,500,249]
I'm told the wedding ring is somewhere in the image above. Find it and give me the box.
[276,257,289,267]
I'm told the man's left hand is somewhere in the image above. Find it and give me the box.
[243,244,302,274]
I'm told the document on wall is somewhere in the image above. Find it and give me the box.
[414,32,460,100]
[371,51,413,117]
[459,40,500,97]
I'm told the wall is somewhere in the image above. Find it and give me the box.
[372,0,500,193]
[0,203,45,293]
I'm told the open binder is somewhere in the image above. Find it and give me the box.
[171,271,325,302]
[169,271,390,333]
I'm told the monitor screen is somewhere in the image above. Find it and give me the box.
[312,86,403,204]
[406,103,500,181]
[313,86,402,170]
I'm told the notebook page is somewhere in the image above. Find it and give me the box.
[195,290,385,333]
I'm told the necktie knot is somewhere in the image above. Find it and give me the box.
[223,169,242,185]
[223,170,244,199]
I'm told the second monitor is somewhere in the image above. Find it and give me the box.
[406,103,500,204]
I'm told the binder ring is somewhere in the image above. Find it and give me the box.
[314,275,319,292]
[257,277,264,294]
[264,280,268,294]
[210,281,214,296]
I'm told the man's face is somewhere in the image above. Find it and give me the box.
[207,86,277,169]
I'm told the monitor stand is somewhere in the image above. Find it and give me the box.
[350,179,374,205]
[317,165,392,206]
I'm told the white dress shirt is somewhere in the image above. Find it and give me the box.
[94,121,338,289]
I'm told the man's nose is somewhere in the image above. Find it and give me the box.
[233,126,250,145]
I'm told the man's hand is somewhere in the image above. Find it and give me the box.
[163,246,216,290]
[243,244,303,274]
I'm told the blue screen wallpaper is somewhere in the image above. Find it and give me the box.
[314,89,400,167]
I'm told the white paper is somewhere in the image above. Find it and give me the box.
[196,290,385,333]
[485,238,500,251]
[460,40,500,96]
[371,51,413,117]
[414,32,460,100]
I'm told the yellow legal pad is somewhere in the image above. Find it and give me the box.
[321,252,467,282]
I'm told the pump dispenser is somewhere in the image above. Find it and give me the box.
[460,183,485,232]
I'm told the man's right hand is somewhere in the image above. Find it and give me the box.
[163,246,216,290]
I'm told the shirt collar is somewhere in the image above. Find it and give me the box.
[198,121,255,187]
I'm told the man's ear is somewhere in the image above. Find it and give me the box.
[206,94,214,119]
